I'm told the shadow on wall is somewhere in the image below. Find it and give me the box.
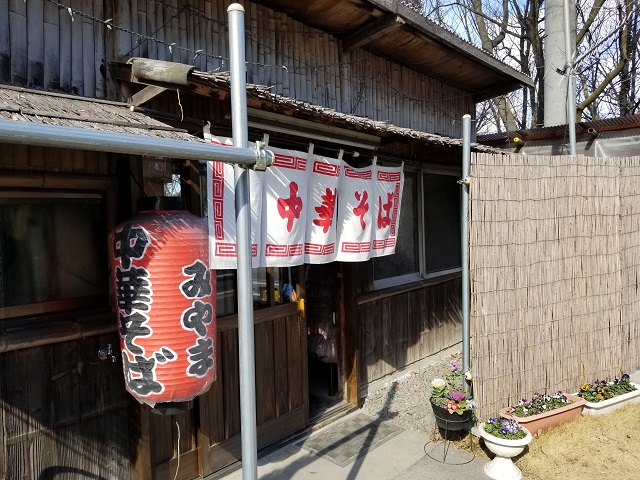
[0,331,135,479]
[359,276,463,389]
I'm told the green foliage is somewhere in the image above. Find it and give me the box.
[430,360,473,415]
[577,374,636,403]
[483,418,528,440]
[508,392,572,417]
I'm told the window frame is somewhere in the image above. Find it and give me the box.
[373,165,462,290]
[0,191,109,320]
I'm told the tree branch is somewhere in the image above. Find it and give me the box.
[577,0,607,45]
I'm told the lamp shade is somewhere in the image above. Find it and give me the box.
[109,197,216,405]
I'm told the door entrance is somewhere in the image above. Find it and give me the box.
[197,302,308,475]
[305,263,342,420]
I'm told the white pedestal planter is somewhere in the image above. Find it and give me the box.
[582,382,640,416]
[478,423,532,480]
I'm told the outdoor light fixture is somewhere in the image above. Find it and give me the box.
[512,136,526,152]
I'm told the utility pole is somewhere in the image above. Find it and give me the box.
[544,0,576,129]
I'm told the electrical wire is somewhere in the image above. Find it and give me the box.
[45,0,475,126]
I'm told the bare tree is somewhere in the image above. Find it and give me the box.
[421,0,640,132]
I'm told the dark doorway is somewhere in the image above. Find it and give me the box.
[305,263,342,420]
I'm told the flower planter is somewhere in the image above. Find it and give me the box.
[479,423,532,480]
[499,393,585,437]
[581,382,640,416]
[431,400,472,431]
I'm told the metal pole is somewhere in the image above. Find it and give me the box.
[563,0,577,155]
[0,119,261,165]
[228,5,258,480]
[461,114,471,394]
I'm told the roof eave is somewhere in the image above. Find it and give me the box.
[365,0,534,93]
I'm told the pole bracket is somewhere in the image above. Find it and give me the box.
[253,141,273,171]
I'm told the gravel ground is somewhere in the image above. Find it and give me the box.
[360,352,463,433]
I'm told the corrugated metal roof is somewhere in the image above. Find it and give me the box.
[0,86,205,143]
[479,115,640,145]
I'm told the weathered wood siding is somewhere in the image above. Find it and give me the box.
[0,331,131,480]
[0,143,113,175]
[0,142,127,478]
[0,0,472,137]
[358,277,462,387]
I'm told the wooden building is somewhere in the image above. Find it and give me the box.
[0,1,530,478]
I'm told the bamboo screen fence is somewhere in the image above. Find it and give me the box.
[470,153,640,418]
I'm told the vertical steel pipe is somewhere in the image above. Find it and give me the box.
[563,0,577,155]
[461,114,471,394]
[228,4,258,479]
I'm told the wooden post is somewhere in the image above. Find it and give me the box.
[93,0,105,98]
[131,399,153,480]
[26,0,44,88]
[0,0,10,83]
[339,263,360,406]
[69,0,83,95]
[9,0,27,85]
[177,0,188,64]
[82,0,96,97]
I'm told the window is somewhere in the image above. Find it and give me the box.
[422,172,462,275]
[0,193,108,319]
[214,266,298,317]
[252,266,298,307]
[374,168,462,288]
[373,170,421,285]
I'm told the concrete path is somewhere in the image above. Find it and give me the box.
[222,411,497,480]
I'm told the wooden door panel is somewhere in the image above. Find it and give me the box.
[205,406,305,473]
[199,303,308,476]
[221,329,241,439]
[273,317,290,416]
[255,320,276,425]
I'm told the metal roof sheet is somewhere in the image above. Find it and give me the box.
[479,115,640,144]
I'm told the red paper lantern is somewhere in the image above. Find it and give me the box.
[109,197,216,405]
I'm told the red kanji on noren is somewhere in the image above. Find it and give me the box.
[377,192,393,229]
[313,188,336,233]
[277,181,303,232]
[353,190,369,230]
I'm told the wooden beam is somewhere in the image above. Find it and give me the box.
[0,308,115,351]
[129,85,168,106]
[110,60,229,101]
[216,303,299,333]
[340,263,360,406]
[342,14,405,52]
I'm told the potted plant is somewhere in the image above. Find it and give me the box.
[499,391,585,436]
[577,373,640,416]
[430,360,474,431]
[478,418,532,480]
